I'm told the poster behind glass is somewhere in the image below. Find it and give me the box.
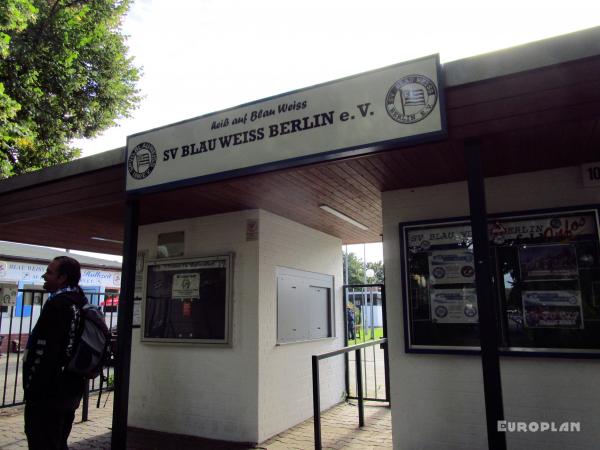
[495,210,600,352]
[142,255,232,344]
[401,208,600,354]
[403,221,481,350]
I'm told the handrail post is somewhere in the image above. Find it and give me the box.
[355,349,364,427]
[381,284,391,403]
[312,355,322,450]
[82,380,90,422]
[311,338,386,443]
[343,286,350,400]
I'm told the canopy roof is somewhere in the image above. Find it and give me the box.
[1,27,599,254]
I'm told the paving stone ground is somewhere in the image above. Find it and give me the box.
[0,394,391,449]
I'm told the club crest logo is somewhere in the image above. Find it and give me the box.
[385,74,438,124]
[434,305,448,318]
[128,142,157,180]
[464,305,478,318]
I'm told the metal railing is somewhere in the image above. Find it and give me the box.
[343,284,390,403]
[311,338,388,450]
[0,289,118,419]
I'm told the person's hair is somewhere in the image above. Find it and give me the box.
[53,256,81,287]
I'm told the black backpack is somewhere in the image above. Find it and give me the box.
[66,303,112,379]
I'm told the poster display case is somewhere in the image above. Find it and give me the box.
[400,206,600,356]
[141,255,233,345]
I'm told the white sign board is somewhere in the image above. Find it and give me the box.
[0,260,121,288]
[126,55,445,192]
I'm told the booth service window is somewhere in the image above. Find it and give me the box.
[400,207,600,355]
[276,267,334,344]
[142,255,232,345]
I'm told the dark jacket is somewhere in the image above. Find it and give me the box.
[23,289,87,407]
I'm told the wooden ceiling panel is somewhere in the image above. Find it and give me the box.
[137,159,383,244]
[445,57,600,109]
[448,79,600,130]
[1,167,122,206]
[0,210,123,254]
[480,118,600,179]
[0,167,124,224]
[449,96,600,140]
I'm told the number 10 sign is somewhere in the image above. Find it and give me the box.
[582,162,600,187]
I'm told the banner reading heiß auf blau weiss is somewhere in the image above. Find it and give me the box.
[126,55,445,193]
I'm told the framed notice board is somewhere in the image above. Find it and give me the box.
[400,206,600,357]
[142,255,233,345]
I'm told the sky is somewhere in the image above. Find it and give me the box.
[68,0,600,262]
[345,243,383,263]
[71,0,600,157]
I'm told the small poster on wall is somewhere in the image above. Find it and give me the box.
[135,249,149,297]
[522,290,584,329]
[132,297,142,328]
[171,273,200,300]
[519,244,578,281]
[0,283,17,306]
[430,288,478,323]
[428,250,475,285]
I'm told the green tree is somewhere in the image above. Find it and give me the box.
[0,0,140,178]
[366,260,384,284]
[343,252,385,285]
[343,251,364,285]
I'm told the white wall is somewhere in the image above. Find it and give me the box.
[256,210,345,442]
[128,209,345,444]
[382,166,600,450]
[129,210,260,443]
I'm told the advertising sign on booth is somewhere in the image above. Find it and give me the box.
[0,260,121,288]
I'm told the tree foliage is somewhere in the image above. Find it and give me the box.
[343,252,384,285]
[366,260,384,284]
[0,0,140,177]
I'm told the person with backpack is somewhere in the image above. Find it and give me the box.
[23,256,103,450]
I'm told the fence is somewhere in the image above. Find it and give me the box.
[344,284,390,403]
[0,289,117,413]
